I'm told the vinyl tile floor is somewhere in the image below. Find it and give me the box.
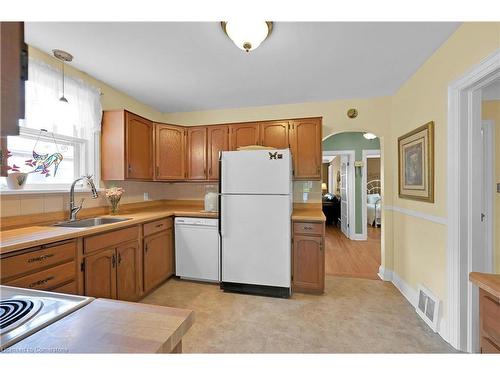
[141,276,457,353]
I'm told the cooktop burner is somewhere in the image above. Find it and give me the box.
[0,299,43,335]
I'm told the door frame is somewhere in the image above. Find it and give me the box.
[447,49,499,351]
[481,120,496,276]
[322,150,355,239]
[362,149,382,240]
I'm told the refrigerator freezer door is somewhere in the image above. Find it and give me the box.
[221,194,291,287]
[221,149,291,194]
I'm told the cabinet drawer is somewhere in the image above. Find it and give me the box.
[51,280,78,295]
[1,240,76,281]
[5,261,75,291]
[482,290,500,344]
[84,226,139,254]
[143,218,172,237]
[293,222,324,235]
[481,337,500,354]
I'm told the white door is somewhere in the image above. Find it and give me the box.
[221,194,291,287]
[340,155,349,238]
[221,149,291,194]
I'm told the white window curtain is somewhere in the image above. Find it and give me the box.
[21,57,102,139]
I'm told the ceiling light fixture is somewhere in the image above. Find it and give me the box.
[52,49,73,103]
[363,132,377,140]
[221,21,273,52]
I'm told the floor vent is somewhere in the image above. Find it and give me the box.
[416,284,440,332]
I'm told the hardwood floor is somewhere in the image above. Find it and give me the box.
[325,224,381,280]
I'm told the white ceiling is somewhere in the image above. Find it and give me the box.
[482,78,500,101]
[25,22,460,113]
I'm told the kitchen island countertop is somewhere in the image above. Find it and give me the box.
[4,298,194,353]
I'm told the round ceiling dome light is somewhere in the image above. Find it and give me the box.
[363,132,377,140]
[221,21,273,52]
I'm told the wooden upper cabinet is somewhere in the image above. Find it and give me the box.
[186,127,207,180]
[290,118,322,180]
[84,248,117,299]
[1,22,27,137]
[230,122,260,150]
[126,112,153,179]
[116,241,140,301]
[260,121,289,149]
[154,123,186,180]
[207,125,229,180]
[101,110,153,181]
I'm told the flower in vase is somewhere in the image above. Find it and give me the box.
[105,186,125,214]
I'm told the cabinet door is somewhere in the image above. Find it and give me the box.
[290,118,322,180]
[207,125,229,180]
[125,112,153,179]
[143,230,173,293]
[186,127,207,180]
[155,123,186,180]
[292,235,324,293]
[230,123,260,150]
[84,248,117,299]
[260,120,289,149]
[116,241,140,301]
[1,22,27,138]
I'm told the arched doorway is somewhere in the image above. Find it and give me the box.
[321,131,385,280]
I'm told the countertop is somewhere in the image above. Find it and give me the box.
[291,206,326,223]
[1,202,325,255]
[4,298,194,353]
[469,272,500,300]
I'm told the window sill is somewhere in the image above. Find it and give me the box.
[0,188,105,196]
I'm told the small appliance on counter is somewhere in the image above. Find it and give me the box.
[204,184,218,212]
[0,286,94,351]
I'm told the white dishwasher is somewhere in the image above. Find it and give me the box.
[175,217,219,282]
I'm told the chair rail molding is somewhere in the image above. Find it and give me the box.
[383,205,447,225]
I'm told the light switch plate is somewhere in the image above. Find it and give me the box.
[144,192,149,201]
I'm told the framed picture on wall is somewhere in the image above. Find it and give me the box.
[398,121,434,203]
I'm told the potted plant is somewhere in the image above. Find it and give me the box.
[1,150,28,190]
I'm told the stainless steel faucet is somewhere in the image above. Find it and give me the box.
[69,175,99,221]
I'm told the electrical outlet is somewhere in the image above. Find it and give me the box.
[143,192,149,201]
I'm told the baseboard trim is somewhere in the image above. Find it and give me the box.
[350,233,367,241]
[377,265,393,281]
[389,269,449,342]
[384,205,447,225]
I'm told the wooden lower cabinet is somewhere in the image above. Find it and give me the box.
[479,288,500,353]
[292,221,325,294]
[84,240,141,301]
[143,229,174,293]
[116,241,141,301]
[84,247,117,299]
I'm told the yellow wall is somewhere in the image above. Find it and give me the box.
[482,100,500,272]
[389,22,500,328]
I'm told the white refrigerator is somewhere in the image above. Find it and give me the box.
[219,149,292,298]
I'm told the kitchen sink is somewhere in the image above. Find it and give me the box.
[53,217,132,228]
